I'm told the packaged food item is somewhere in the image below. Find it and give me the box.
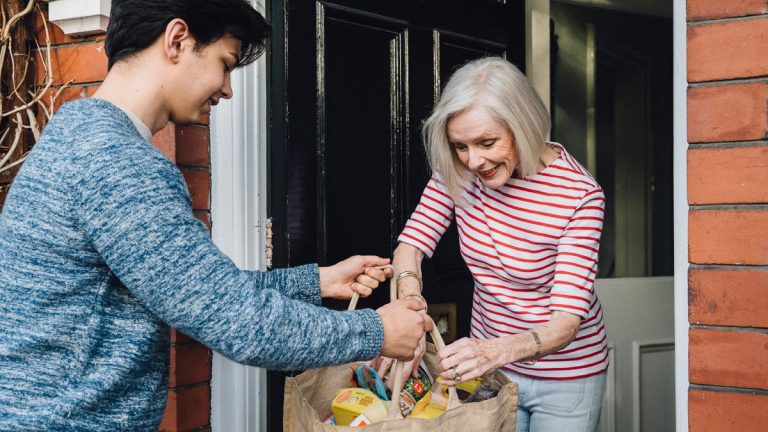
[464,374,503,403]
[406,391,432,418]
[349,414,375,426]
[398,373,432,416]
[383,362,433,417]
[408,402,445,420]
[331,388,388,426]
[353,364,391,400]
[322,414,336,424]
[454,377,483,401]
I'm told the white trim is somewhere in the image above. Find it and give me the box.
[209,50,268,432]
[672,0,689,430]
[46,0,111,36]
[599,345,616,432]
[525,0,550,113]
[632,340,675,432]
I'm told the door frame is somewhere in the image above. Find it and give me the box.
[672,0,688,430]
[209,23,270,432]
[207,1,690,431]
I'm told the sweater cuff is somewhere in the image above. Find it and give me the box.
[354,309,385,360]
[284,263,321,305]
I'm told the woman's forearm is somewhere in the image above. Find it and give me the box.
[392,242,425,298]
[506,311,582,364]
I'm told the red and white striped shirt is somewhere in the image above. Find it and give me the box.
[399,144,608,380]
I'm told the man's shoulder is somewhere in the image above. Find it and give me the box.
[51,98,138,141]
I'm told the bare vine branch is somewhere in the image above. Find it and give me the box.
[1,0,65,183]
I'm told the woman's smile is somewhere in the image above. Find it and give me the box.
[478,165,500,180]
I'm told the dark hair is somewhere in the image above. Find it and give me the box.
[105,0,269,70]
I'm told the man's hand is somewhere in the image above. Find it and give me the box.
[319,255,394,299]
[376,298,433,361]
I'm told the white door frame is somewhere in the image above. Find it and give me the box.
[671,0,688,430]
[209,43,269,432]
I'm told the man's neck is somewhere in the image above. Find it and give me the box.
[92,64,170,135]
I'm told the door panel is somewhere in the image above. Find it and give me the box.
[322,11,405,266]
[595,277,675,432]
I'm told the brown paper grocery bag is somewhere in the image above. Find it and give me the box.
[283,267,518,431]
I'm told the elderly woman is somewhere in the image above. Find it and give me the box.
[393,57,608,431]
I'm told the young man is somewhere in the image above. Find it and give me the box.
[0,1,431,430]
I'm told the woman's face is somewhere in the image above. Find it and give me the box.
[447,105,518,189]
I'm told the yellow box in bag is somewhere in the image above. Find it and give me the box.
[331,388,388,426]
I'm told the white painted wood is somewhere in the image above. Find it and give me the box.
[634,340,675,432]
[594,277,675,432]
[598,346,616,432]
[46,0,110,35]
[672,0,689,430]
[526,0,551,113]
[209,29,269,432]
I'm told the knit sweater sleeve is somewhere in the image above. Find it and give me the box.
[72,137,383,369]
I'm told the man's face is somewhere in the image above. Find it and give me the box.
[169,35,241,124]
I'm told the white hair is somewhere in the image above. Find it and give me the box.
[423,57,551,204]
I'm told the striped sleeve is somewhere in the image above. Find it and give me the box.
[551,187,605,319]
[397,176,455,258]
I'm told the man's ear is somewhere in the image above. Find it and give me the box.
[164,18,194,64]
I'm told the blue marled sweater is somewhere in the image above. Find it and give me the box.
[0,98,383,431]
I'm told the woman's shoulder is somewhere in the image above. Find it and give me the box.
[544,142,602,194]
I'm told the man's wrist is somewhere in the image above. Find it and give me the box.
[318,266,330,297]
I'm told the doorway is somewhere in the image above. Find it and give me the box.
[267,0,525,428]
[550,1,674,431]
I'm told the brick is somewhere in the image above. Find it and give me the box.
[35,42,108,85]
[688,0,768,22]
[687,83,767,143]
[193,211,212,231]
[152,123,177,162]
[180,168,210,211]
[688,18,768,82]
[688,145,768,204]
[32,7,105,46]
[159,385,210,431]
[170,329,194,345]
[689,209,768,264]
[689,328,768,389]
[689,268,768,327]
[169,342,211,388]
[689,389,768,432]
[176,125,210,167]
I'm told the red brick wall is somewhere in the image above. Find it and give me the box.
[28,8,213,432]
[686,2,768,431]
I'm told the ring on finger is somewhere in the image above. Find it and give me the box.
[450,367,461,381]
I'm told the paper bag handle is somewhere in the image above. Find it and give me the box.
[347,266,461,419]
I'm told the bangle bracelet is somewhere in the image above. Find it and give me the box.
[521,329,542,366]
[402,293,428,313]
[395,270,422,291]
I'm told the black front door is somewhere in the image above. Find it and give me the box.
[267,0,524,427]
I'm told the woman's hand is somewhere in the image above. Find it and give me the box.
[370,334,427,383]
[436,312,582,384]
[318,256,394,299]
[436,337,513,385]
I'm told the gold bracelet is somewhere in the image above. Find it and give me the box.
[395,270,422,291]
[521,329,542,366]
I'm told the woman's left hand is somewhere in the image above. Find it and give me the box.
[436,337,512,385]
